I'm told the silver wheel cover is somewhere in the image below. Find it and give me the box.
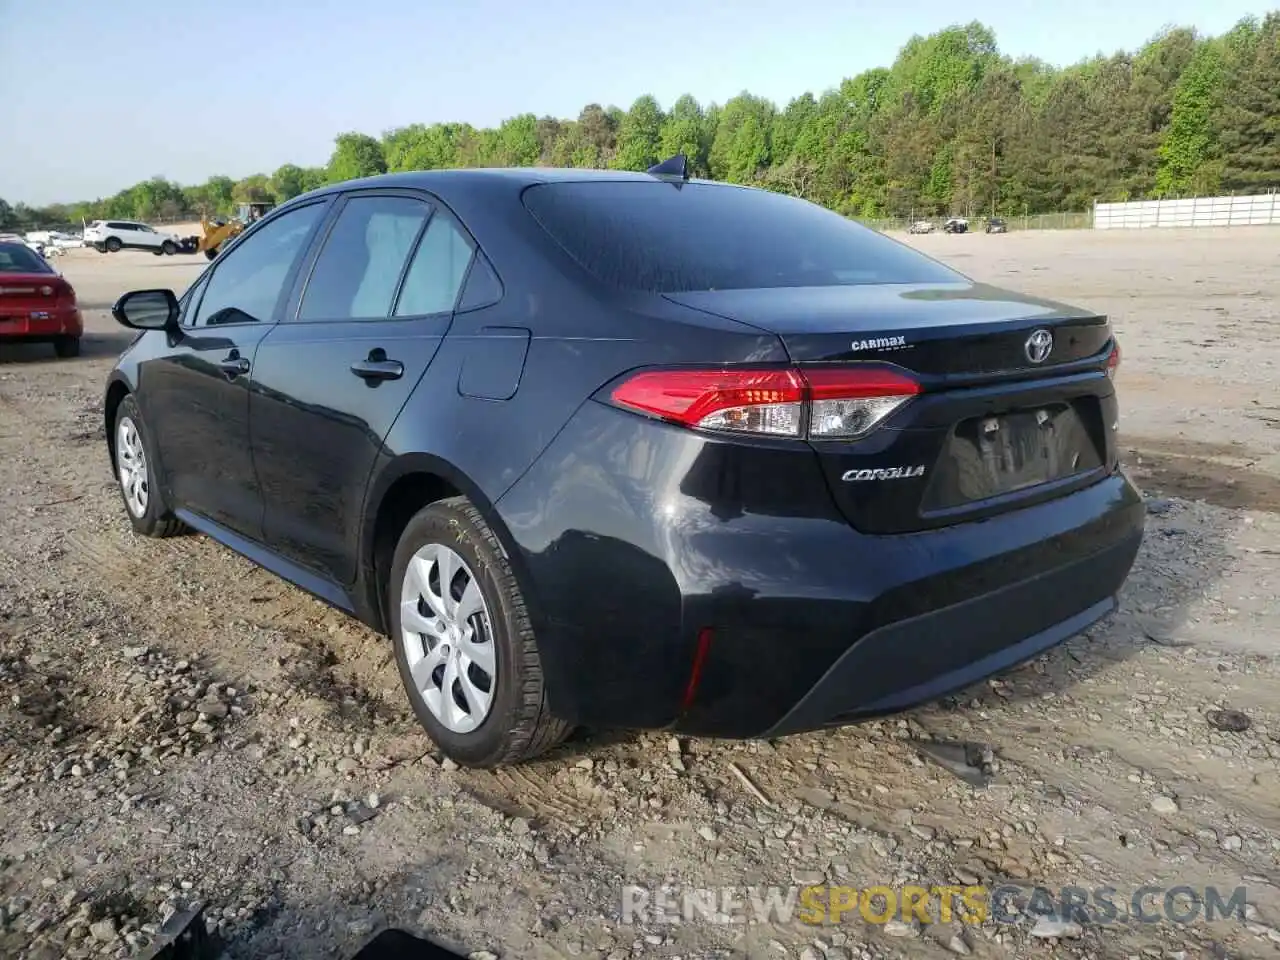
[116,416,149,518]
[399,543,497,734]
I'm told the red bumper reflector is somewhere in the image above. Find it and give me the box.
[680,627,715,712]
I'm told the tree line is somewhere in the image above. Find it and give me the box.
[3,14,1277,232]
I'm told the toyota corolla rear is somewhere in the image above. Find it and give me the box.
[494,177,1145,739]
[0,242,82,345]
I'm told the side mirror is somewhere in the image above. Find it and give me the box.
[112,289,179,331]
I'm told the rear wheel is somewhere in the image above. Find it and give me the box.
[389,497,570,768]
[53,336,80,359]
[204,247,218,261]
[161,240,177,255]
[113,395,185,538]
[105,237,122,253]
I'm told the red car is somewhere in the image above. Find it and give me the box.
[0,241,82,357]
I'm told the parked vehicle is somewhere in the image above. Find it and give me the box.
[0,233,46,257]
[49,231,86,250]
[943,217,969,234]
[103,161,1144,768]
[908,220,935,234]
[0,241,83,357]
[987,217,1008,234]
[83,219,184,255]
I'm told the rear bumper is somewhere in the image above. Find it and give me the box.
[496,403,1146,737]
[0,310,82,340]
[758,528,1137,737]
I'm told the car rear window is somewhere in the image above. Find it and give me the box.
[0,243,52,273]
[521,181,962,293]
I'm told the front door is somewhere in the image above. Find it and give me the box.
[250,190,478,586]
[137,199,330,537]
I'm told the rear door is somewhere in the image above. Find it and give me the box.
[250,189,477,586]
[138,200,331,536]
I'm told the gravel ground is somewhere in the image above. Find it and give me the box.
[1,230,1277,960]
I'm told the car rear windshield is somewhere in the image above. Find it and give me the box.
[0,243,52,273]
[521,181,962,293]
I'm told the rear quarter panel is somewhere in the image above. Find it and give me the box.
[367,179,787,710]
[374,177,787,510]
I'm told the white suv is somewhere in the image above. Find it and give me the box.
[83,220,183,255]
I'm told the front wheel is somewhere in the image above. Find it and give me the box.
[113,395,186,538]
[204,247,218,261]
[161,241,177,255]
[389,497,570,768]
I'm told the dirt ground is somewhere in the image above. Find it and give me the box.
[0,230,1277,960]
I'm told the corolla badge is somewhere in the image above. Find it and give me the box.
[1024,328,1054,364]
[841,465,926,482]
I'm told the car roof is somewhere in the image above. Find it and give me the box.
[295,167,738,204]
[336,167,685,189]
[270,167,749,236]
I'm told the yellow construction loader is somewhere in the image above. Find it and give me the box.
[185,202,274,260]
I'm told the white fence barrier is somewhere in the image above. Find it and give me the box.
[1094,193,1280,230]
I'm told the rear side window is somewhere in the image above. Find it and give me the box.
[299,195,431,321]
[522,181,962,292]
[394,213,473,317]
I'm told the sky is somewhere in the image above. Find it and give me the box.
[0,0,1269,205]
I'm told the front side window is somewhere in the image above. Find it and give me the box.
[298,195,432,321]
[522,181,964,292]
[178,271,213,327]
[192,202,326,327]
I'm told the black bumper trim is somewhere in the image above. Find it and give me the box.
[760,528,1141,738]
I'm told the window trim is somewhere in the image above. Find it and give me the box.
[186,198,332,330]
[289,189,436,325]
[284,186,486,325]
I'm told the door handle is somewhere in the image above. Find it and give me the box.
[350,350,403,382]
[218,353,250,377]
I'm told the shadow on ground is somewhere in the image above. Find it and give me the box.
[0,330,133,365]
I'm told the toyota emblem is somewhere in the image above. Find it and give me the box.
[1025,329,1054,364]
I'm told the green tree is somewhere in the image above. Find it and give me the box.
[271,163,309,200]
[612,95,665,170]
[1157,39,1226,193]
[709,93,775,183]
[659,94,709,174]
[327,132,388,183]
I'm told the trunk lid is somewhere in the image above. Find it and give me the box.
[664,282,1119,534]
[0,269,70,328]
[664,282,1112,376]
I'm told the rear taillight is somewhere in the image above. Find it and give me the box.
[803,367,921,439]
[1105,339,1121,379]
[609,366,920,440]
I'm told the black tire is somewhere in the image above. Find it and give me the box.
[204,248,218,261]
[53,336,80,359]
[112,395,186,538]
[161,240,177,255]
[105,237,122,253]
[389,496,570,768]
